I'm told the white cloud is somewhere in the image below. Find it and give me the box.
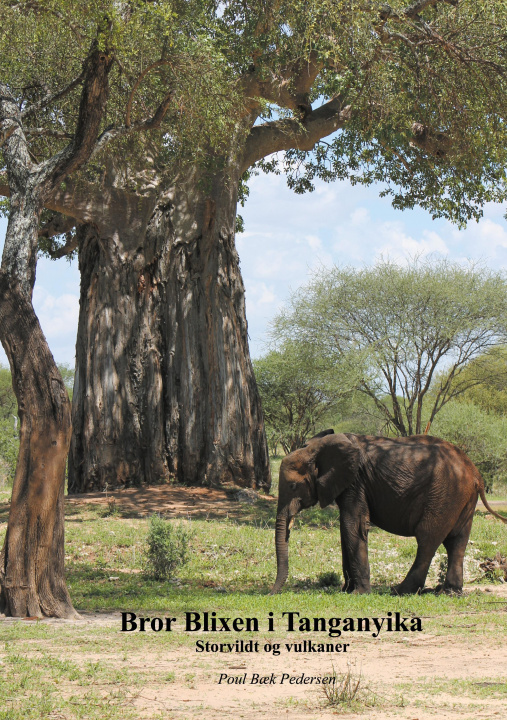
[306,235,322,251]
[32,288,80,341]
[478,219,507,249]
[374,225,449,263]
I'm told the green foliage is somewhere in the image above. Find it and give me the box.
[276,2,507,225]
[272,257,507,437]
[449,347,507,416]
[0,364,72,483]
[0,366,18,484]
[431,401,507,492]
[253,341,352,453]
[335,395,390,436]
[0,365,16,419]
[143,515,192,581]
[58,362,75,400]
[0,417,19,485]
[0,1,242,200]
[2,0,507,230]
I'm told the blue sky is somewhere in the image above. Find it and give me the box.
[1,175,507,367]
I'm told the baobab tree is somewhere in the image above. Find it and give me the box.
[3,1,507,496]
[0,0,232,617]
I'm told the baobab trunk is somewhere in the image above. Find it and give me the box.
[68,220,169,491]
[68,167,270,492]
[0,208,75,619]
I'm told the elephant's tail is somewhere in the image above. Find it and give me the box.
[477,477,507,524]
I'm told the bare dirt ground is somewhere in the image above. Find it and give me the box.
[5,606,506,720]
[67,483,275,518]
[128,631,506,720]
[66,483,506,517]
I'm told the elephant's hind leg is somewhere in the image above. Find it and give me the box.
[392,528,443,595]
[441,501,476,594]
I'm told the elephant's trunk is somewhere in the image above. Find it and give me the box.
[270,511,291,594]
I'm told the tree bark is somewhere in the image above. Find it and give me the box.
[68,166,270,492]
[0,207,75,618]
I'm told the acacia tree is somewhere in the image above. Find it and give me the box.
[271,258,507,437]
[0,1,223,617]
[3,1,507,492]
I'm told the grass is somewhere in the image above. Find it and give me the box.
[321,662,378,712]
[0,464,506,616]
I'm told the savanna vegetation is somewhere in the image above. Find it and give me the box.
[1,0,507,621]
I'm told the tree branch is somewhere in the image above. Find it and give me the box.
[40,45,114,192]
[38,213,76,243]
[0,84,35,191]
[240,51,321,116]
[25,129,74,140]
[91,89,174,160]
[241,96,351,172]
[21,70,87,119]
[380,1,456,23]
[47,179,157,240]
[125,59,171,128]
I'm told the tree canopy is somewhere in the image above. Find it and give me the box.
[271,257,507,436]
[447,346,507,416]
[2,0,507,234]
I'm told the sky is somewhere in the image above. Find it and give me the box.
[1,175,507,368]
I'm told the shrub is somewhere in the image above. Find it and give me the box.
[317,571,341,588]
[322,662,378,710]
[143,515,192,580]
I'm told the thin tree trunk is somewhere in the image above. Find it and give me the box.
[0,208,75,619]
[0,45,112,618]
[69,166,270,492]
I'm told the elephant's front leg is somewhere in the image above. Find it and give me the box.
[338,498,371,594]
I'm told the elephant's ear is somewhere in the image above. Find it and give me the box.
[313,434,360,508]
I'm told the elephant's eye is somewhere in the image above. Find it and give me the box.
[289,482,297,491]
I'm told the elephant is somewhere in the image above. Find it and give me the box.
[271,430,507,595]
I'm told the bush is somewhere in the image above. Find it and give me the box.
[143,515,192,580]
[317,571,341,588]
